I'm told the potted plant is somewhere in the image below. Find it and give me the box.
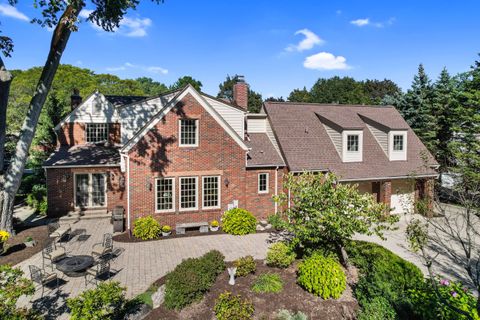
[0,230,10,254]
[210,220,220,232]
[162,225,172,237]
[24,236,37,247]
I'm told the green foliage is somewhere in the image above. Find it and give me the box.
[216,74,263,113]
[267,213,286,230]
[135,283,159,308]
[347,241,424,318]
[161,225,171,233]
[275,172,396,258]
[234,255,256,277]
[26,184,47,215]
[276,309,308,320]
[297,254,346,299]
[357,296,398,320]
[132,216,161,240]
[164,250,225,310]
[287,87,311,102]
[406,219,428,253]
[221,208,257,235]
[214,291,255,320]
[266,242,296,268]
[170,76,203,91]
[67,281,128,320]
[0,265,36,319]
[409,277,479,320]
[251,273,283,293]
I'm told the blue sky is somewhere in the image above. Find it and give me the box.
[1,0,479,98]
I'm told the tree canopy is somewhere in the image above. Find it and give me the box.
[217,75,264,113]
[170,76,203,91]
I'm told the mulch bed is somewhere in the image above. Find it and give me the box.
[144,260,359,320]
[0,224,49,266]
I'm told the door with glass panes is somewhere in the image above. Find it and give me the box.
[75,173,106,208]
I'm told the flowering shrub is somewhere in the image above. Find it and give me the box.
[162,225,171,233]
[0,230,10,243]
[409,276,480,320]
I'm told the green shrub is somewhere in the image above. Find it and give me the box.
[0,265,37,319]
[164,250,225,310]
[252,273,283,293]
[409,277,480,320]
[67,281,128,320]
[132,216,161,240]
[266,242,296,268]
[357,296,397,320]
[267,213,286,230]
[276,309,308,320]
[234,255,256,277]
[221,208,257,235]
[214,291,255,320]
[297,254,346,299]
[26,184,47,215]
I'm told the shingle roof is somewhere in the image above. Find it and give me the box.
[43,145,120,167]
[246,133,285,167]
[264,102,438,180]
[105,95,147,107]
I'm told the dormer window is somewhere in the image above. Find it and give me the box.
[393,134,404,151]
[179,119,198,147]
[347,135,359,152]
[342,130,363,162]
[86,123,108,143]
[389,131,407,161]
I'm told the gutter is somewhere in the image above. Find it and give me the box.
[42,164,120,169]
[339,173,439,182]
[120,153,131,231]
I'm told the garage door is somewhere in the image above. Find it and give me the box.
[390,180,415,214]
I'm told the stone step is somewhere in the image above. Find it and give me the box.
[60,209,110,222]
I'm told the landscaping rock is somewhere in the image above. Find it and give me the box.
[125,303,151,320]
[256,225,265,231]
[260,220,268,226]
[265,224,272,230]
[152,284,166,309]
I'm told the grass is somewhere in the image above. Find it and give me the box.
[251,273,283,293]
[135,283,159,308]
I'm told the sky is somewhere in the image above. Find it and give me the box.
[1,0,479,98]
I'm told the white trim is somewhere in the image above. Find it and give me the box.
[73,173,107,209]
[178,119,199,147]
[43,164,120,169]
[121,85,249,153]
[274,167,278,213]
[125,154,131,230]
[179,176,198,211]
[155,177,176,213]
[202,175,221,210]
[388,130,408,161]
[258,172,269,194]
[339,173,439,182]
[54,92,96,131]
[342,130,363,162]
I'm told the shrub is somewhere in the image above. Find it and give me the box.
[276,309,308,320]
[0,265,36,319]
[132,216,161,240]
[252,273,283,293]
[211,220,219,227]
[26,185,47,215]
[409,277,480,320]
[162,225,171,233]
[267,213,286,230]
[221,208,257,235]
[266,242,296,268]
[297,254,346,299]
[234,255,256,277]
[357,296,397,320]
[164,250,225,310]
[67,281,128,320]
[214,291,255,320]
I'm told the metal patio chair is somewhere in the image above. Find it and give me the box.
[29,265,59,298]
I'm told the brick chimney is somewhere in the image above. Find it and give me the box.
[233,75,248,110]
[70,88,82,110]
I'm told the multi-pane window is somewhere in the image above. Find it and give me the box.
[203,176,220,208]
[393,135,404,151]
[86,123,108,143]
[156,178,174,212]
[179,119,198,146]
[347,134,359,152]
[180,177,198,210]
[258,173,269,193]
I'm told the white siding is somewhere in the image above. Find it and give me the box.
[366,123,388,155]
[203,97,244,137]
[247,118,267,133]
[322,123,342,156]
[388,131,408,161]
[265,118,283,158]
[59,93,118,125]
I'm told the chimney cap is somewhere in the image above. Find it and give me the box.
[234,75,245,83]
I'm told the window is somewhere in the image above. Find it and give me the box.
[180,177,198,210]
[347,134,359,152]
[156,178,174,212]
[86,123,108,143]
[203,176,220,209]
[393,135,404,151]
[258,173,269,194]
[179,119,198,146]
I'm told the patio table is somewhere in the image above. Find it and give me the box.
[56,255,94,277]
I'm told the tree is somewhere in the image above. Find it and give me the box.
[248,90,263,113]
[309,76,369,104]
[287,87,311,102]
[0,0,164,232]
[170,76,202,92]
[363,79,402,104]
[0,265,38,319]
[135,77,168,96]
[265,96,285,102]
[275,172,397,268]
[217,75,264,113]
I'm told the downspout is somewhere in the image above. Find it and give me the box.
[126,154,131,231]
[274,166,279,213]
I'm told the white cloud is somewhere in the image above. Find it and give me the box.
[80,9,152,37]
[0,4,29,21]
[79,9,93,19]
[147,66,168,75]
[350,18,370,27]
[350,17,395,28]
[303,52,351,71]
[106,62,168,75]
[285,29,324,52]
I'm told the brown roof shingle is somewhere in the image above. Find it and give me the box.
[246,133,285,167]
[43,145,120,167]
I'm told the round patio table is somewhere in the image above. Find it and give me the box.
[56,255,94,277]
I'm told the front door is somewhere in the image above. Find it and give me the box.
[75,173,106,208]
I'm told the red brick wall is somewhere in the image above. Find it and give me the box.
[57,122,121,146]
[245,168,281,220]
[127,93,251,227]
[46,167,126,217]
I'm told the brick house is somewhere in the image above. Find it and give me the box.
[43,77,438,230]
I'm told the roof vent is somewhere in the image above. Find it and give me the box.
[305,127,309,134]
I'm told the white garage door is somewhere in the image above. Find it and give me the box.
[390,180,415,214]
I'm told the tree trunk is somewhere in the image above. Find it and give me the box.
[336,242,349,268]
[0,5,81,232]
[0,58,12,174]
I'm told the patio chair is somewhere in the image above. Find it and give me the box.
[48,222,71,241]
[42,241,67,271]
[91,233,113,259]
[84,260,110,286]
[29,265,59,298]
